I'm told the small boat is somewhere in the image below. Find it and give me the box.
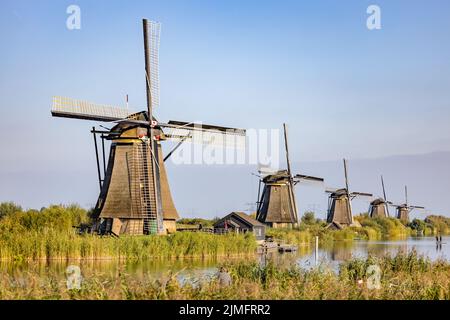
[278,244,297,253]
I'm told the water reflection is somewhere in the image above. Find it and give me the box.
[0,237,448,284]
[315,236,449,269]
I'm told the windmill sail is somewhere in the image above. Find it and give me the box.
[283,123,298,224]
[294,174,324,183]
[52,96,132,121]
[143,20,161,109]
[294,174,325,187]
[350,191,373,197]
[381,175,390,217]
[162,121,246,149]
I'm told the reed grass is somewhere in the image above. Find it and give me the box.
[0,230,257,261]
[265,228,312,246]
[0,251,447,300]
[0,204,256,261]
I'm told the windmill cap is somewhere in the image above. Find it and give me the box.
[370,198,386,205]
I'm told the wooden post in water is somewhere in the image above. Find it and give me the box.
[315,236,319,266]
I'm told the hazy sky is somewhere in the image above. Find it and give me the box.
[0,0,449,216]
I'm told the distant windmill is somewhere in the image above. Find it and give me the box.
[368,175,391,218]
[255,124,324,228]
[389,186,425,222]
[326,159,372,229]
[51,19,245,236]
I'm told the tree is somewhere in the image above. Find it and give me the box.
[408,219,426,233]
[0,202,22,219]
[301,211,317,225]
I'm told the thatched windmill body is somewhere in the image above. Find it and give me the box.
[255,124,323,228]
[51,20,245,236]
[326,159,372,229]
[389,186,425,222]
[368,175,390,218]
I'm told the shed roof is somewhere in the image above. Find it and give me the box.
[214,212,266,228]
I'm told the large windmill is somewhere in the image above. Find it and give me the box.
[368,175,390,218]
[255,124,324,228]
[51,19,245,236]
[389,186,425,222]
[326,159,372,229]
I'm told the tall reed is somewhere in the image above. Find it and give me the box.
[0,252,447,300]
[0,204,256,260]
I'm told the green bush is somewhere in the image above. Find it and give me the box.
[355,215,410,239]
[0,202,22,219]
[301,211,319,225]
[424,215,450,234]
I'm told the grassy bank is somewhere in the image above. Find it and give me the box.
[270,212,450,245]
[0,204,256,261]
[266,213,413,244]
[0,251,448,299]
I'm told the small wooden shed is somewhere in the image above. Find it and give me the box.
[214,212,266,240]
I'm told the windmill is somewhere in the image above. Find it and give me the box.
[389,186,425,222]
[326,159,372,229]
[51,19,246,236]
[255,123,324,228]
[368,175,391,218]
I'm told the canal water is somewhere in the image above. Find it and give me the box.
[1,236,448,285]
[295,235,449,271]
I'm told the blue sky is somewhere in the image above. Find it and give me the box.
[0,0,449,216]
